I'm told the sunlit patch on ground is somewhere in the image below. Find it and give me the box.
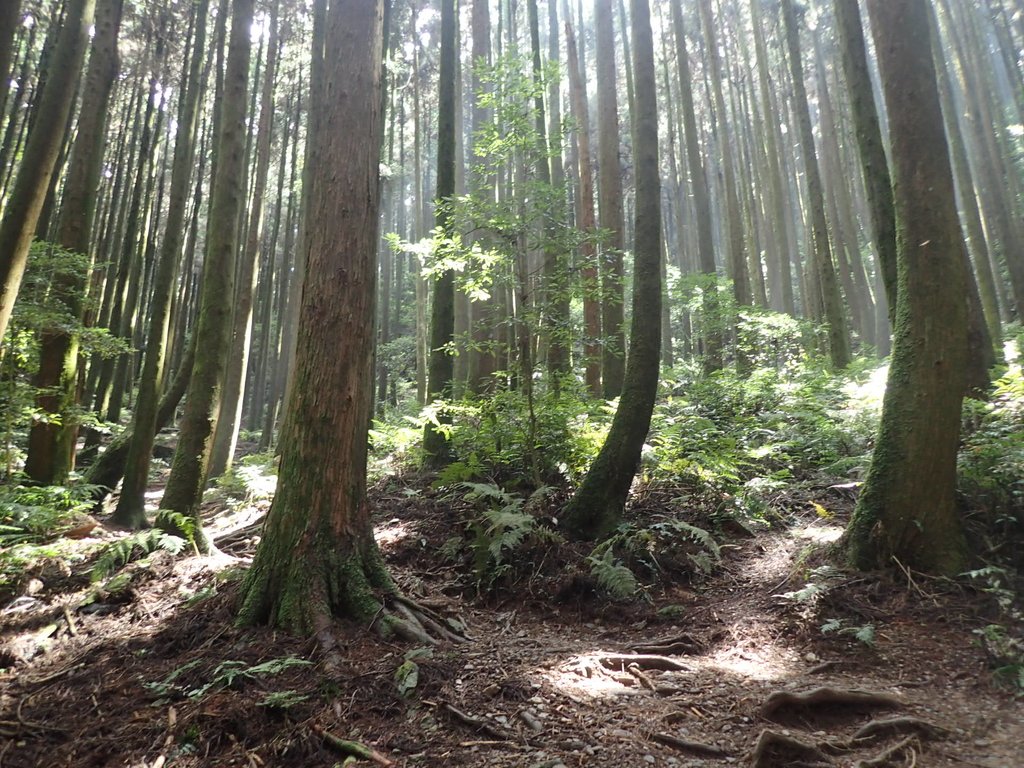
[540,651,662,699]
[703,637,801,681]
[375,518,414,549]
[792,523,845,544]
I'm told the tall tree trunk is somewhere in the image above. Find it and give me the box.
[781,0,851,368]
[113,0,211,528]
[698,0,749,313]
[671,0,721,372]
[238,0,432,641]
[422,0,457,468]
[845,0,970,576]
[563,0,661,540]
[565,7,601,397]
[0,0,95,345]
[209,0,280,479]
[595,0,626,397]
[749,0,795,316]
[834,0,897,342]
[160,0,254,549]
[24,0,122,484]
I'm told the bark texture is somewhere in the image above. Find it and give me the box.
[237,0,397,634]
[846,0,970,576]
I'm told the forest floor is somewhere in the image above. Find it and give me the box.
[0,474,1021,768]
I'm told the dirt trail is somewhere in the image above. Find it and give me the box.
[1,491,1021,767]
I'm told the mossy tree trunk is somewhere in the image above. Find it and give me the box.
[160,0,254,549]
[24,0,122,484]
[239,0,440,640]
[845,0,970,576]
[563,0,661,541]
[0,0,95,346]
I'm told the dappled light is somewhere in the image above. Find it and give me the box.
[2,0,1024,765]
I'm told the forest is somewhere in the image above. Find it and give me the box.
[0,0,1022,765]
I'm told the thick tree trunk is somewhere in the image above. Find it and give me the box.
[238,0,424,639]
[845,0,970,576]
[160,0,254,548]
[0,0,95,345]
[563,0,661,540]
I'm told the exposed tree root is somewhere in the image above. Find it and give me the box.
[598,654,691,672]
[760,687,901,721]
[650,731,728,757]
[855,736,919,768]
[441,701,512,741]
[314,725,395,767]
[628,633,703,656]
[851,716,949,745]
[750,729,831,767]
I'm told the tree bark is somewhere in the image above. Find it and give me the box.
[0,0,95,345]
[113,0,211,528]
[845,0,970,576]
[238,0,408,637]
[160,0,254,548]
[563,0,661,540]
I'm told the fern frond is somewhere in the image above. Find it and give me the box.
[587,549,639,601]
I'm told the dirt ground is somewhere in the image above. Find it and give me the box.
[1,480,1021,768]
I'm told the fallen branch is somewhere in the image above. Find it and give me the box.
[650,732,728,758]
[314,725,395,767]
[749,729,831,768]
[441,702,511,741]
[598,654,690,672]
[761,687,901,720]
[626,663,658,692]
